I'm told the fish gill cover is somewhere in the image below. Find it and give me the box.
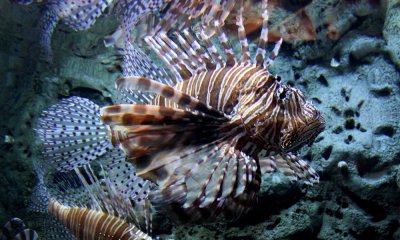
[1,0,400,239]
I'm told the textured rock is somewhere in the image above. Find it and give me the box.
[383,0,400,67]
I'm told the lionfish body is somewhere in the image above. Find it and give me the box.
[101,0,325,219]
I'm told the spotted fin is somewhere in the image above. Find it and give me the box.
[102,160,154,233]
[31,156,154,236]
[61,0,113,31]
[35,97,112,171]
[116,43,173,104]
[27,216,74,240]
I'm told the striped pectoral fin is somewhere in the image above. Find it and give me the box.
[109,122,222,163]
[101,104,225,162]
[145,142,260,221]
[265,152,319,185]
[259,155,278,174]
[116,76,226,118]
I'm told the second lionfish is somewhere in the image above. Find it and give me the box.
[37,0,325,226]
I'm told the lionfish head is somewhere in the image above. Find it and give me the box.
[276,84,325,152]
[239,75,325,152]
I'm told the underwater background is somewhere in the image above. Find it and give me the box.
[0,0,399,239]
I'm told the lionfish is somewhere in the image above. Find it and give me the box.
[35,0,325,237]
[0,218,38,240]
[11,0,113,60]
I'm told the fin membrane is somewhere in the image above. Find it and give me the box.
[58,0,113,31]
[36,97,112,171]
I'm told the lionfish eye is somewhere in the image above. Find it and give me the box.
[277,87,289,100]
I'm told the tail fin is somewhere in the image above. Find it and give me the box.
[35,96,113,171]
